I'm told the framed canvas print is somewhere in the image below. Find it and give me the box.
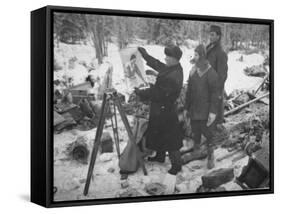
[31,5,274,207]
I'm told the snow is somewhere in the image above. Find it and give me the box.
[54,42,268,95]
[53,126,249,201]
[54,43,97,85]
[225,51,266,94]
[53,41,269,201]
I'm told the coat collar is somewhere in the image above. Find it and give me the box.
[196,63,211,77]
[190,62,211,78]
[206,41,221,53]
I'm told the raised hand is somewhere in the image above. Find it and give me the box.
[138,47,147,56]
[145,69,158,76]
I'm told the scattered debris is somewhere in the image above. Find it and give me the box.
[201,168,234,189]
[196,185,226,193]
[54,102,79,115]
[263,55,269,66]
[79,98,94,118]
[54,112,77,133]
[118,188,142,197]
[254,73,269,95]
[145,183,166,195]
[181,149,208,165]
[76,116,99,131]
[212,127,230,145]
[123,92,150,118]
[236,140,269,189]
[191,165,203,170]
[54,111,66,126]
[244,65,267,77]
[121,180,129,189]
[175,183,189,193]
[66,136,89,164]
[222,115,266,155]
[237,55,244,62]
[225,93,269,116]
[107,167,115,173]
[79,60,96,72]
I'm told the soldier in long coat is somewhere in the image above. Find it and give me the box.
[206,25,228,129]
[135,46,184,175]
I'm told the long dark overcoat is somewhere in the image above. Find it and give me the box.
[137,53,184,152]
[206,41,228,123]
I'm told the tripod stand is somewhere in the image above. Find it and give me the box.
[83,88,147,196]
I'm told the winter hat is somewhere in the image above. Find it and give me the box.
[194,44,209,70]
[210,25,222,36]
[164,46,183,61]
[194,44,206,58]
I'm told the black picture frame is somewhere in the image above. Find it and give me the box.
[31,5,274,208]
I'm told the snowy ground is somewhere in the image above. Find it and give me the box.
[53,42,269,201]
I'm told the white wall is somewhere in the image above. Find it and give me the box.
[0,0,279,212]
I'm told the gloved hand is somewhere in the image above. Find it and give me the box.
[206,112,216,127]
[134,87,141,96]
[145,69,158,76]
[138,47,147,56]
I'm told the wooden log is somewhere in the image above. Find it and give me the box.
[181,149,208,165]
[54,111,66,126]
[232,153,247,163]
[217,149,243,162]
[202,168,234,189]
[254,73,269,95]
[67,136,89,164]
[225,93,269,117]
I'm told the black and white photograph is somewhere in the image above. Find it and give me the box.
[51,9,272,203]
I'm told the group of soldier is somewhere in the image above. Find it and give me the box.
[134,25,228,175]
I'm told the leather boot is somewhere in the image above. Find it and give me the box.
[192,142,202,156]
[207,146,215,169]
[168,151,182,175]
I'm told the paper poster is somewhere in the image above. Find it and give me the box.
[120,48,147,90]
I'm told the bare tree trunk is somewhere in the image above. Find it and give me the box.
[199,23,202,44]
[81,14,105,65]
[223,23,228,48]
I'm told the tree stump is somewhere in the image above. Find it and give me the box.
[67,136,89,164]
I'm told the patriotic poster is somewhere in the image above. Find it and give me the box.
[119,48,148,91]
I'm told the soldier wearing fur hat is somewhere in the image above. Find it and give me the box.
[185,44,220,169]
[206,25,228,130]
[135,46,184,175]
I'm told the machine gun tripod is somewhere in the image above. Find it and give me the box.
[83,88,147,196]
